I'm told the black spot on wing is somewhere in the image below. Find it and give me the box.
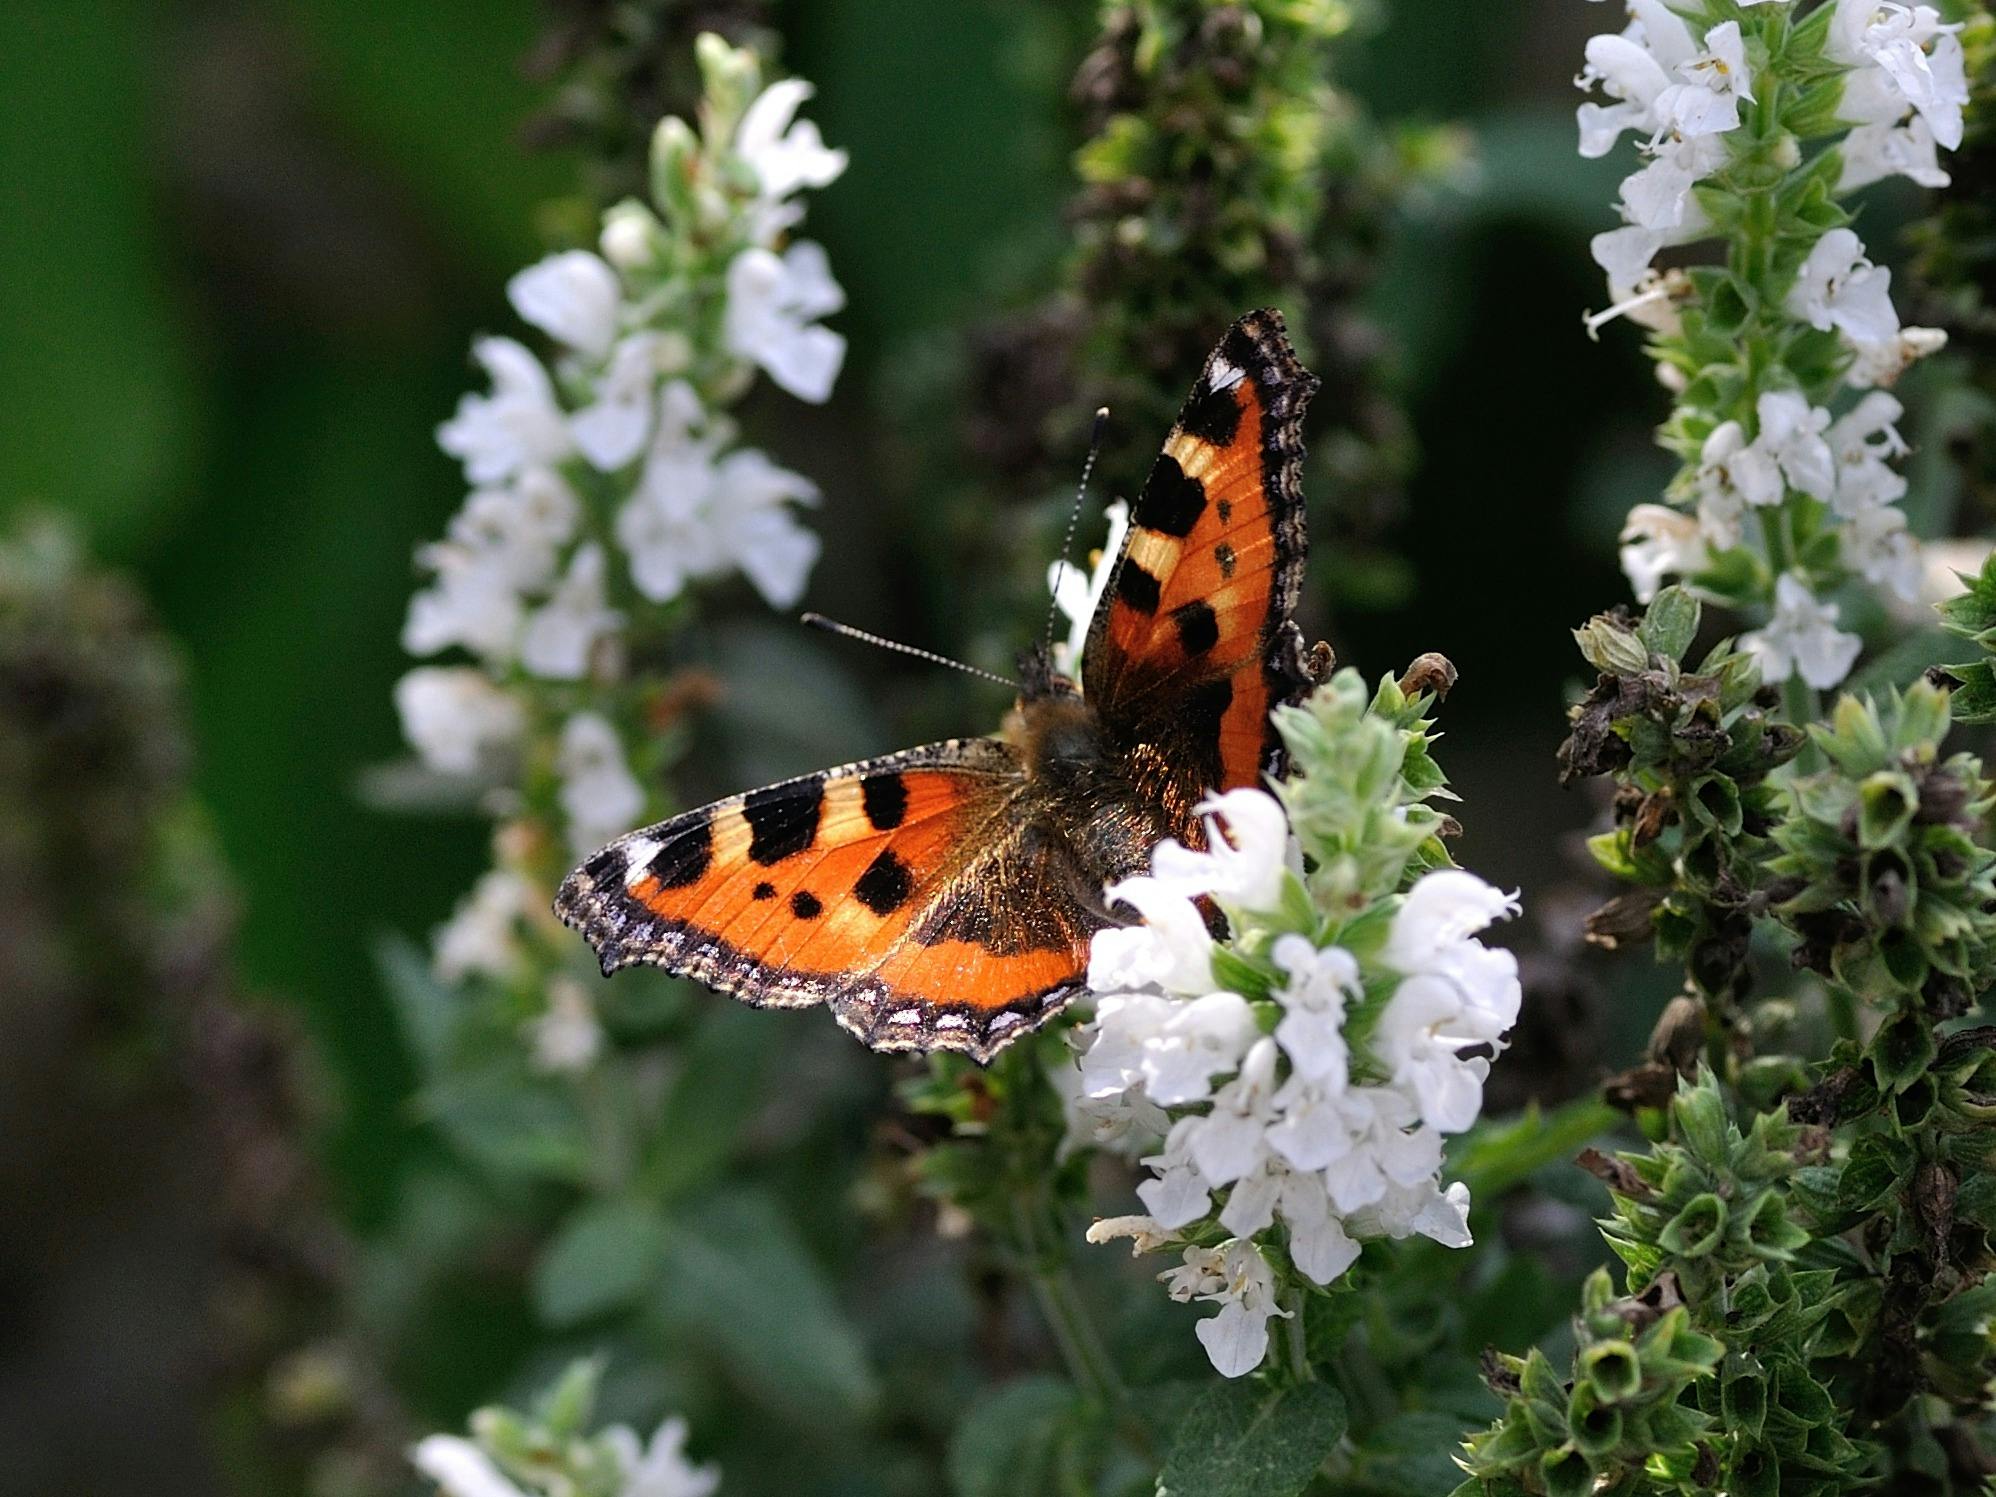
[790,890,823,919]
[1179,381,1243,445]
[1134,455,1207,538]
[1186,676,1234,750]
[582,846,626,886]
[649,819,712,888]
[1214,542,1237,579]
[1116,560,1161,613]
[1172,600,1220,656]
[752,881,777,901]
[854,849,914,915]
[861,772,908,831]
[745,782,822,864]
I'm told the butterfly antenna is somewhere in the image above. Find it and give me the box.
[1042,406,1111,660]
[801,613,1018,688]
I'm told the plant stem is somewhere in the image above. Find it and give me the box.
[1283,1286,1314,1384]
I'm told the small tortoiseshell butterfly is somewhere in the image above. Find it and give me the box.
[556,309,1326,1062]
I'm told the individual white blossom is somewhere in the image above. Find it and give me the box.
[438,337,574,485]
[1574,1,1705,157]
[530,975,605,1074]
[1742,572,1864,689]
[411,1436,530,1497]
[1080,991,1259,1107]
[1269,935,1357,1085]
[557,712,647,856]
[1161,1239,1291,1379]
[1690,419,1779,546]
[1786,228,1902,350]
[1826,390,1910,515]
[1846,323,1947,389]
[604,1415,722,1497]
[1829,0,1969,151]
[571,333,668,471]
[723,241,846,403]
[1048,500,1130,677]
[508,250,623,359]
[1751,391,1836,502]
[1840,114,1951,190]
[1843,503,1922,602]
[395,667,526,775]
[1084,1214,1180,1255]
[734,77,849,245]
[433,870,532,985]
[1620,503,1710,602]
[1145,787,1296,912]
[520,543,622,681]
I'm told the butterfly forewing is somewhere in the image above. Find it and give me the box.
[554,738,1102,1061]
[1083,308,1319,815]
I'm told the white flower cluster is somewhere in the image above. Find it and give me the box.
[1071,790,1521,1378]
[1579,0,1967,691]
[392,40,847,995]
[414,1413,718,1497]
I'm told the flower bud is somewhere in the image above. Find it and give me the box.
[600,201,664,271]
[1574,614,1650,676]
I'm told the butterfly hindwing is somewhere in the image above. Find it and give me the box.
[553,738,1105,1060]
[1083,308,1319,818]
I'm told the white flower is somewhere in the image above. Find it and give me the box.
[1269,935,1357,1084]
[433,869,531,984]
[1831,1,1968,150]
[520,543,621,681]
[1149,788,1296,913]
[1653,21,1754,140]
[1575,1,1702,157]
[530,975,604,1074]
[1840,114,1950,190]
[1843,503,1922,602]
[508,250,623,359]
[1827,390,1910,515]
[411,1435,529,1497]
[1054,1041,1168,1157]
[616,384,823,609]
[723,241,846,403]
[1620,503,1709,601]
[395,667,525,775]
[1085,1214,1180,1254]
[438,337,573,485]
[1690,420,1780,547]
[1161,1239,1290,1379]
[1742,572,1863,689]
[605,1415,721,1497]
[1130,992,1260,1107]
[1846,324,1947,389]
[403,544,526,663]
[1138,1117,1215,1228]
[1376,870,1523,1133]
[1048,500,1130,677]
[556,711,646,855]
[1755,391,1837,502]
[735,77,848,244]
[1347,1177,1475,1250]
[600,201,664,271]
[1786,228,1901,348]
[1186,1038,1281,1186]
[1087,893,1217,997]
[1615,132,1726,233]
[572,333,665,471]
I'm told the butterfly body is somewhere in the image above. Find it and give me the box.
[558,309,1324,1061]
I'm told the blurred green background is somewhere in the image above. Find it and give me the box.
[2,0,1959,1490]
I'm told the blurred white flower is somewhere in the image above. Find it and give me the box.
[530,975,604,1074]
[605,1414,722,1497]
[1048,500,1130,677]
[1845,324,1947,389]
[438,337,573,485]
[1840,114,1950,189]
[1575,1,1701,157]
[1620,503,1709,601]
[556,712,646,855]
[1161,1239,1290,1379]
[1827,390,1910,515]
[521,543,622,681]
[508,250,623,359]
[1742,572,1864,688]
[395,667,525,775]
[1843,504,1922,602]
[724,241,846,403]
[433,870,531,984]
[736,77,848,244]
[411,1435,529,1497]
[572,333,666,471]
[1752,391,1836,502]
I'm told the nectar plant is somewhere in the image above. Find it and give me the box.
[394,31,843,1060]
[1071,662,1522,1380]
[1581,0,1969,697]
[412,1359,719,1497]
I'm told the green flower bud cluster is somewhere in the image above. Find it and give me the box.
[1559,587,1804,1000]
[1767,682,1996,1046]
[1936,548,1996,725]
[1456,1266,1722,1497]
[1460,1073,1866,1497]
[1273,656,1457,910]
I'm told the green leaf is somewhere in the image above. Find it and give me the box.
[948,1377,1085,1497]
[532,1198,669,1328]
[656,1187,879,1419]
[1641,586,1701,662]
[643,1004,776,1202]
[420,1069,594,1184]
[1157,1382,1348,1497]
[374,931,458,1076]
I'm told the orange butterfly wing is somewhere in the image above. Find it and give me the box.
[553,739,1106,1061]
[1083,308,1321,821]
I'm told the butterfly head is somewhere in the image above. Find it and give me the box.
[1015,640,1080,706]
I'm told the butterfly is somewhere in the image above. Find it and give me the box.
[555,308,1326,1062]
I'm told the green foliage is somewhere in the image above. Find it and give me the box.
[1157,1381,1348,1497]
[1559,587,1803,1001]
